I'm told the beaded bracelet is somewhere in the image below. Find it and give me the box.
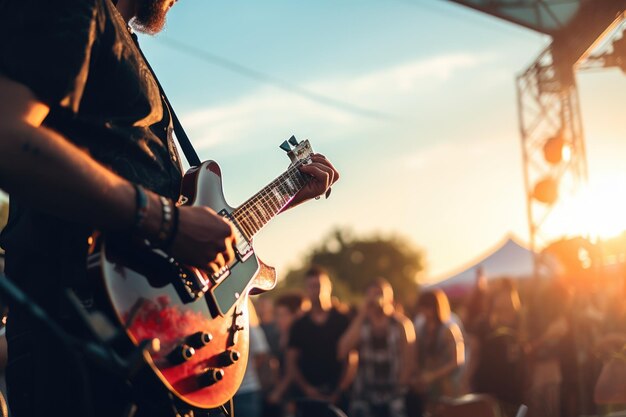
[132,183,149,233]
[162,204,180,250]
[157,196,174,246]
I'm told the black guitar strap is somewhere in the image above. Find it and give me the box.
[131,32,202,167]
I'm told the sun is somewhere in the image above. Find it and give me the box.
[574,173,626,240]
[540,173,626,242]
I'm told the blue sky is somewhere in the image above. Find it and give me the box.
[4,1,618,282]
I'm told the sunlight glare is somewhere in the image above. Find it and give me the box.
[576,173,626,240]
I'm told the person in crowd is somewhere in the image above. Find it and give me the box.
[412,289,465,413]
[256,297,281,359]
[233,300,271,417]
[472,279,526,416]
[287,266,354,411]
[266,292,309,416]
[337,278,415,417]
[459,266,490,393]
[594,276,626,412]
[526,280,571,417]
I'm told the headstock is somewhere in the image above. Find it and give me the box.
[279,135,313,165]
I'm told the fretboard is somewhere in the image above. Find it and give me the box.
[232,161,309,241]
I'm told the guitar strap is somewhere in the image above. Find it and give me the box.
[131,32,202,168]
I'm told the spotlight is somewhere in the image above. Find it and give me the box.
[543,133,570,164]
[533,177,559,205]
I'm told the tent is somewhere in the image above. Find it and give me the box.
[426,236,535,298]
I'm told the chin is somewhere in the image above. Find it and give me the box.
[132,15,167,34]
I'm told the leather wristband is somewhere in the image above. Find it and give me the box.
[157,196,174,246]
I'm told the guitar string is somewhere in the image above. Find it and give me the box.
[234,161,304,223]
[239,165,306,231]
[232,161,308,239]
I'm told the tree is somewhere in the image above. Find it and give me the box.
[277,228,425,309]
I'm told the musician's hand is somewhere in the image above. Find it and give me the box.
[169,205,236,273]
[288,153,339,209]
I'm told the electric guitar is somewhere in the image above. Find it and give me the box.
[89,137,314,409]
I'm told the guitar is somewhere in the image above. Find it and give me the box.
[88,137,314,409]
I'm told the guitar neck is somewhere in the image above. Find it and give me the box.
[231,161,309,240]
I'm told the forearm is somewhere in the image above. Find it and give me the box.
[286,349,314,392]
[272,373,293,398]
[337,313,365,359]
[0,123,161,234]
[429,359,459,381]
[292,367,315,391]
[336,350,358,393]
[399,343,414,386]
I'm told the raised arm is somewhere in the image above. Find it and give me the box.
[397,314,417,388]
[337,307,366,360]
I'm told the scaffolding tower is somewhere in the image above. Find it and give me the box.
[447,0,626,275]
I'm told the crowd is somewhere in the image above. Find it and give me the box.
[0,252,624,417]
[236,265,626,417]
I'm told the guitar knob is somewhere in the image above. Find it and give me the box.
[167,344,195,365]
[186,331,213,349]
[288,135,299,146]
[216,350,240,367]
[279,140,292,152]
[198,368,224,387]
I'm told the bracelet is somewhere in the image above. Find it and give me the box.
[156,196,174,247]
[132,183,149,233]
[162,204,180,250]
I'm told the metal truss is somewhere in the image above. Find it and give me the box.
[516,45,588,277]
[447,0,626,277]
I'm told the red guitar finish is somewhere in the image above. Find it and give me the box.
[94,139,313,410]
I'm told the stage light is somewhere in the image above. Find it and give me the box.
[533,177,559,205]
[543,133,570,164]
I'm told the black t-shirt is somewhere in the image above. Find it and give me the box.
[288,308,351,391]
[0,0,182,306]
[473,319,526,406]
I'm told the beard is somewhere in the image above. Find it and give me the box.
[132,0,173,34]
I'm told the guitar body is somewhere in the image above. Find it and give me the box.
[96,160,277,409]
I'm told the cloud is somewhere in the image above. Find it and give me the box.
[328,52,487,96]
[180,52,489,151]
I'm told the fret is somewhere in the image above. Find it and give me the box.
[264,194,276,215]
[256,203,269,224]
[259,189,275,216]
[246,208,262,233]
[233,160,309,240]
[238,217,255,239]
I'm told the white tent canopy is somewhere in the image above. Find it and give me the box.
[428,235,535,292]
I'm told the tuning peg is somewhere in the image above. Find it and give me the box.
[279,140,292,153]
[288,135,299,146]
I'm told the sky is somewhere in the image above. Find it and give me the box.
[133,0,626,282]
[5,1,625,282]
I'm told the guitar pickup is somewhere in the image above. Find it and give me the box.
[218,210,253,262]
[210,265,230,284]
